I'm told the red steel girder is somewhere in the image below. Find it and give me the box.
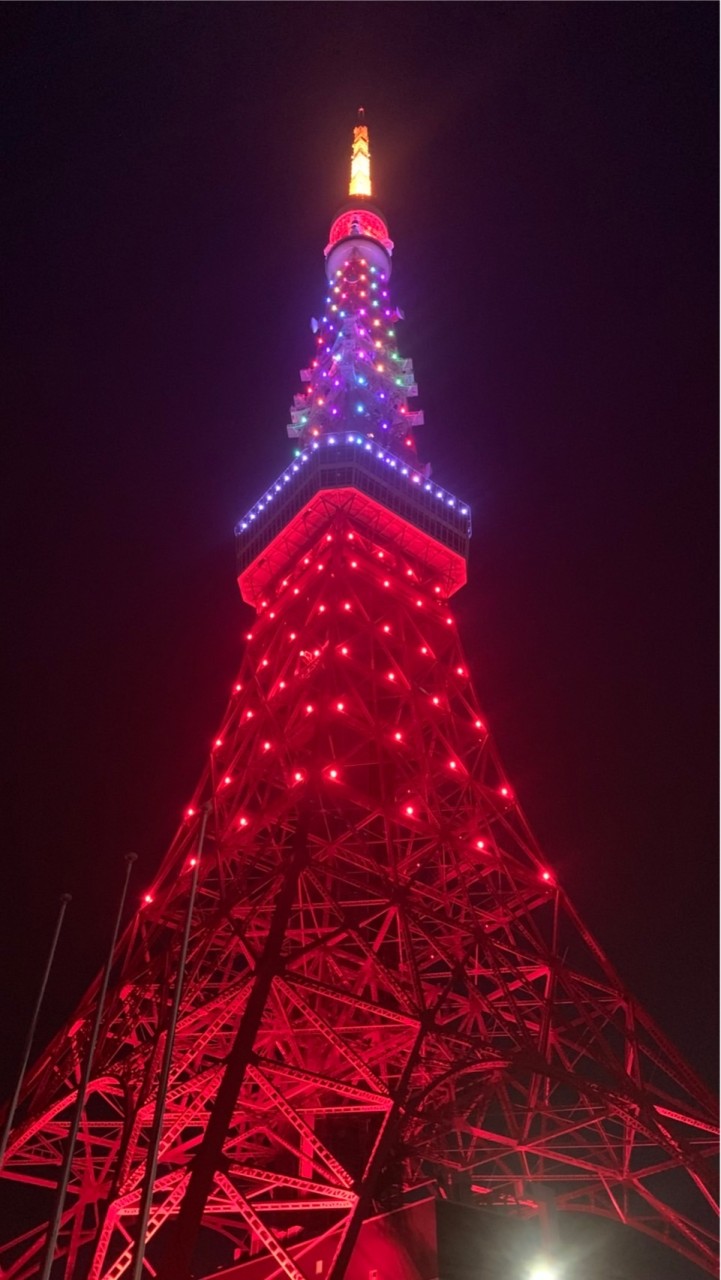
[0,502,716,1279]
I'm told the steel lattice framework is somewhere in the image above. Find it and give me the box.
[0,116,717,1280]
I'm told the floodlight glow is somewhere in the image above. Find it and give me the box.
[529,1262,559,1280]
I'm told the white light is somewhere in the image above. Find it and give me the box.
[529,1263,559,1280]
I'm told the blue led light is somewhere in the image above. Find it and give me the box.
[235,433,470,537]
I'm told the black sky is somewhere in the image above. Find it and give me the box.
[1,5,717,1275]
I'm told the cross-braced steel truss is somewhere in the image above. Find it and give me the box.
[0,503,717,1279]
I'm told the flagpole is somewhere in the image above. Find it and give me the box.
[130,806,209,1280]
[0,892,72,1169]
[39,853,136,1280]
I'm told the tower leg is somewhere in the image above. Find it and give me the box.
[328,1024,424,1279]
[155,823,309,1280]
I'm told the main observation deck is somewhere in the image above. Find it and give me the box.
[235,434,471,607]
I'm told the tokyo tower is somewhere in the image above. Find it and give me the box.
[0,114,717,1280]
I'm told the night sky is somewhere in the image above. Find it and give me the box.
[1,5,717,1276]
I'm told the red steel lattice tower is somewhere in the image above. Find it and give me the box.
[0,114,718,1280]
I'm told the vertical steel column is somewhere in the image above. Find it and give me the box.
[130,805,209,1280]
[0,892,72,1169]
[327,1023,425,1280]
[155,820,309,1280]
[39,854,136,1280]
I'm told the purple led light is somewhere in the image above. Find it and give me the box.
[235,435,470,537]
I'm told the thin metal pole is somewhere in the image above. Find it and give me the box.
[0,892,72,1169]
[131,806,209,1280]
[156,817,308,1280]
[38,853,136,1280]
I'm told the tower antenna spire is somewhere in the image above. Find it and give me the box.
[349,106,371,198]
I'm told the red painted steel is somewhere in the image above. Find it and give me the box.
[0,120,716,1280]
[0,504,716,1277]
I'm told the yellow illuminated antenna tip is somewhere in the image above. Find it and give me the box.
[349,109,371,199]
